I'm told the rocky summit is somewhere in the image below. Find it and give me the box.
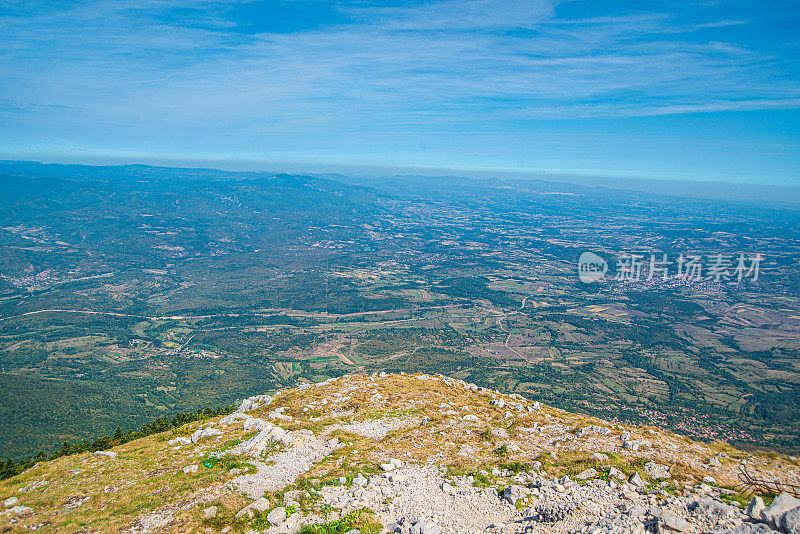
[1,373,798,534]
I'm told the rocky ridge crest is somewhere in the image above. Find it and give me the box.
[1,372,798,534]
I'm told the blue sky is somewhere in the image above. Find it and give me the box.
[1,0,799,185]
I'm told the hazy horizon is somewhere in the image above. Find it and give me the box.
[3,158,799,205]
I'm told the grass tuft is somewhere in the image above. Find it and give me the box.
[300,508,381,534]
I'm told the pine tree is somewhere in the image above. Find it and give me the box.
[1,458,17,480]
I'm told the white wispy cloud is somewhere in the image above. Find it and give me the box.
[0,0,799,160]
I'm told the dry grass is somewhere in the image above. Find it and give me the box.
[0,373,794,533]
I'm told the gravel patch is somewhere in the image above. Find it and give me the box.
[336,416,418,440]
